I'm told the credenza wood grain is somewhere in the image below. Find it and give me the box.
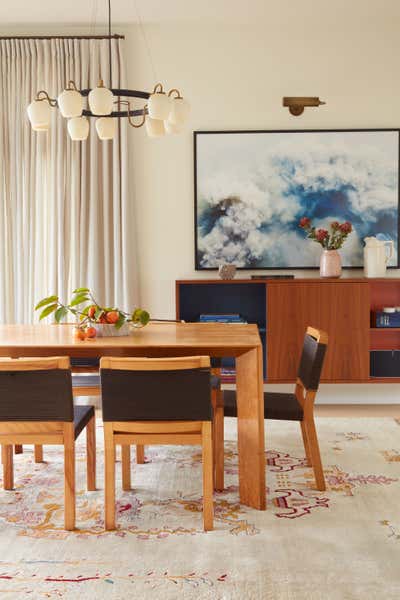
[267,282,370,381]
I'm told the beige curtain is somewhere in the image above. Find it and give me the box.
[0,37,136,323]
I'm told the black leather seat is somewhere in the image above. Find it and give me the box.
[223,390,304,421]
[73,405,95,438]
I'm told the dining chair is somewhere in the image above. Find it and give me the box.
[0,356,96,530]
[100,355,214,531]
[215,326,328,491]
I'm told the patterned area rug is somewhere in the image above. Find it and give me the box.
[0,417,400,599]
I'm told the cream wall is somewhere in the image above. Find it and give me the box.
[124,14,400,319]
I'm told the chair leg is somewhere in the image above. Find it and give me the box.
[104,423,116,530]
[34,445,43,463]
[2,445,14,490]
[121,445,131,491]
[136,444,145,464]
[300,421,312,466]
[63,423,76,531]
[86,416,96,491]
[213,403,225,491]
[202,421,214,531]
[304,416,326,491]
[14,445,23,454]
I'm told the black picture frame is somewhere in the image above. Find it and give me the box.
[194,128,400,270]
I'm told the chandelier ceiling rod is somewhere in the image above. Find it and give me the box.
[108,0,112,87]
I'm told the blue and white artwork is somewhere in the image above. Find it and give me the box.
[195,130,399,268]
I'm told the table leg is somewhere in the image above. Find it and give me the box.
[235,346,266,510]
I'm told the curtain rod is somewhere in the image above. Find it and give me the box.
[0,34,124,40]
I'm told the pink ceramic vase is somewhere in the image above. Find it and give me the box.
[320,249,342,278]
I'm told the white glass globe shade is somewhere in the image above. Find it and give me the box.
[169,97,190,126]
[67,116,89,141]
[27,100,50,130]
[88,85,114,116]
[148,92,171,120]
[145,117,166,138]
[165,119,184,134]
[95,117,116,140]
[58,89,84,118]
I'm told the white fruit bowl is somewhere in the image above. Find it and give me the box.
[93,323,131,337]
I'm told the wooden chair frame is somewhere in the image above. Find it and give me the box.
[214,326,328,492]
[0,357,96,530]
[211,366,225,492]
[295,327,328,491]
[101,356,214,531]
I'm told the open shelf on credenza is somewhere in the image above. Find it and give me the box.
[176,281,267,380]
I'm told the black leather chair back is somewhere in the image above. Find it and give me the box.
[297,331,327,391]
[0,369,74,421]
[101,367,212,422]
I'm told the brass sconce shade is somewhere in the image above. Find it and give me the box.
[283,97,326,116]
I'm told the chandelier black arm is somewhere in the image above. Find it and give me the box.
[82,108,148,118]
[79,88,150,100]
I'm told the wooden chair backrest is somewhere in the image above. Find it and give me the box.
[297,327,328,391]
[0,357,74,421]
[100,356,212,422]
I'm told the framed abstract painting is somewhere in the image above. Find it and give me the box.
[194,129,400,269]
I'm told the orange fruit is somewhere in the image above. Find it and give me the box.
[85,326,97,338]
[106,310,119,324]
[73,328,86,341]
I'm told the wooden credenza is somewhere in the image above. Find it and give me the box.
[176,278,400,384]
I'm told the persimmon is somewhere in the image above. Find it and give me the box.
[106,310,119,324]
[87,305,96,319]
[73,328,86,341]
[85,326,97,338]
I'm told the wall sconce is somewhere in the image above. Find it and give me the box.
[283,97,326,116]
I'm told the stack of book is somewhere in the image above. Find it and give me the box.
[199,313,247,324]
[374,311,400,328]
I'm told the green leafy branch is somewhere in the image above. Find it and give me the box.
[34,287,150,330]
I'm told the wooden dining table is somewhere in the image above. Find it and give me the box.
[0,322,266,510]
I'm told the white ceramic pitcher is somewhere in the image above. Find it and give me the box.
[364,236,394,278]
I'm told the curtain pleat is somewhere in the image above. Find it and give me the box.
[0,37,136,323]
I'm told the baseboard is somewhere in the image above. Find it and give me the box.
[315,404,400,417]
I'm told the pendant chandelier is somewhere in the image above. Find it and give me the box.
[27,0,189,140]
